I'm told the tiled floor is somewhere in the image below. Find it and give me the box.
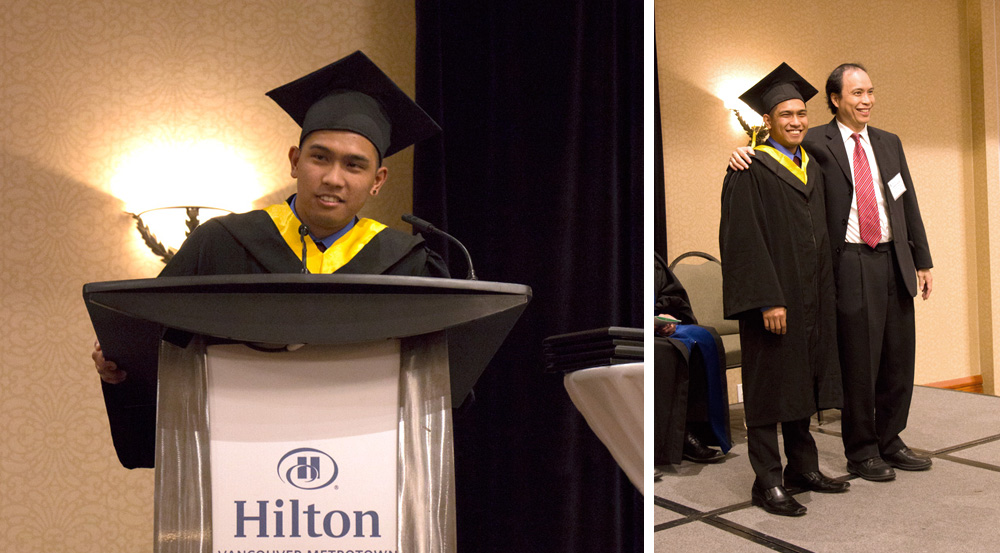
[653,386,1000,552]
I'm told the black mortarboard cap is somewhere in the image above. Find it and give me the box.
[266,51,441,159]
[738,62,818,116]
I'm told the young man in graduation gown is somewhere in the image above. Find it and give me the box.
[163,51,448,278]
[92,51,449,468]
[719,63,847,517]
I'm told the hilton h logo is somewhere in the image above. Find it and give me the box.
[296,456,320,481]
[277,448,339,490]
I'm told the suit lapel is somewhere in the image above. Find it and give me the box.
[824,120,852,185]
[868,129,897,198]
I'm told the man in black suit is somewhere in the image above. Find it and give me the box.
[731,63,934,482]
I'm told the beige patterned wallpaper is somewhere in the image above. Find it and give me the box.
[0,1,416,550]
[656,0,982,388]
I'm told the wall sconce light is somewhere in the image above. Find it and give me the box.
[129,206,233,264]
[109,139,265,264]
[720,81,766,146]
[731,108,768,146]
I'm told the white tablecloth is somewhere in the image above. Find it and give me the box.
[563,362,644,494]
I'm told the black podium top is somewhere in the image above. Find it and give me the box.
[86,273,530,396]
[85,274,530,468]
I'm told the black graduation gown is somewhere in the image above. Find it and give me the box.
[160,210,449,277]
[103,209,449,469]
[654,258,696,325]
[719,151,842,427]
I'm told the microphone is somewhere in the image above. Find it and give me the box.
[402,214,477,280]
[298,224,310,274]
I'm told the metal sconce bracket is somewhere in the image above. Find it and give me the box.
[129,206,232,264]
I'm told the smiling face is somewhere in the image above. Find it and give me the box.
[763,98,808,150]
[831,68,874,132]
[288,129,388,239]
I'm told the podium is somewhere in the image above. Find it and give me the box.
[84,274,531,553]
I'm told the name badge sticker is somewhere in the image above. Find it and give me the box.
[887,173,906,200]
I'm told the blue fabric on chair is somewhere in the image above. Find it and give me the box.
[672,325,732,453]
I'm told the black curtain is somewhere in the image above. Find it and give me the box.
[414,2,642,553]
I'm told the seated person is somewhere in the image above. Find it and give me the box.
[654,254,731,464]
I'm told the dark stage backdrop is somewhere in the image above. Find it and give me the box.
[413,1,643,552]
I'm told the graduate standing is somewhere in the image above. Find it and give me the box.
[719,64,847,517]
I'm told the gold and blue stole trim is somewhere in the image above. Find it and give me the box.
[264,203,386,274]
[754,144,809,185]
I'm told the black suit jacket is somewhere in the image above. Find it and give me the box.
[802,118,933,297]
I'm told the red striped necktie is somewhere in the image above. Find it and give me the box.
[852,133,881,248]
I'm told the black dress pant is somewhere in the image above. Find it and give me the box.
[654,337,689,465]
[654,333,730,465]
[747,417,818,488]
[836,243,915,461]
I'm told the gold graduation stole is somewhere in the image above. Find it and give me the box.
[265,203,385,274]
[754,144,809,185]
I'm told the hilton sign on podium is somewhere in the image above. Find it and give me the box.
[209,342,398,550]
[83,275,530,553]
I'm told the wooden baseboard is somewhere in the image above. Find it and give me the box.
[925,375,984,394]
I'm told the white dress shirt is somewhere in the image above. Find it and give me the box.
[838,120,892,243]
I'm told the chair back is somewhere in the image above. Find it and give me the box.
[668,252,739,336]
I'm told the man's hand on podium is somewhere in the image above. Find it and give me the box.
[92,340,127,384]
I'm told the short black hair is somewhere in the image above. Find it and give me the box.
[826,63,868,114]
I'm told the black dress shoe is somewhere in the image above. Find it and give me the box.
[883,447,932,471]
[847,457,896,481]
[751,483,807,517]
[682,433,725,463]
[783,469,850,493]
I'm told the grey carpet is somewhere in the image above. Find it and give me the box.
[654,386,1000,553]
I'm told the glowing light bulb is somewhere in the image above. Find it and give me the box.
[110,139,262,215]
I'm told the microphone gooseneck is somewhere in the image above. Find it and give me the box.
[299,224,310,274]
[402,214,477,280]
[402,213,435,233]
